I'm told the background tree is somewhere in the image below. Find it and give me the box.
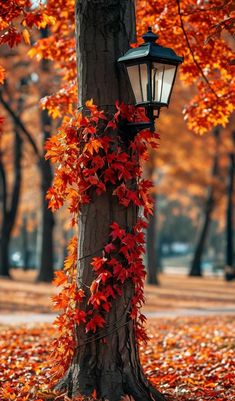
[145,150,160,285]
[0,6,58,281]
[0,56,55,281]
[225,130,235,280]
[189,127,221,276]
[36,28,55,282]
[0,79,25,276]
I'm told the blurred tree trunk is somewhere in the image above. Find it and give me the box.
[189,127,220,277]
[0,73,54,281]
[0,85,26,277]
[0,130,22,277]
[146,193,160,284]
[22,215,29,271]
[36,28,55,282]
[225,131,235,281]
[36,135,54,282]
[0,157,8,276]
[56,1,165,400]
[145,151,160,285]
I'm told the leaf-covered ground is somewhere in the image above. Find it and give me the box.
[0,315,234,401]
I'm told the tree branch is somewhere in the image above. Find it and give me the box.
[0,91,41,160]
[176,0,219,99]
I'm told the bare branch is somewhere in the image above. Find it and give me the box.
[176,0,219,99]
[0,90,41,160]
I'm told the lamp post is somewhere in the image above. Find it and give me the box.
[118,27,183,132]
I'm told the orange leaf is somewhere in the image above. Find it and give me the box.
[22,28,30,44]
[52,271,68,287]
[83,139,103,155]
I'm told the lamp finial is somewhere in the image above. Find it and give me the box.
[142,27,158,43]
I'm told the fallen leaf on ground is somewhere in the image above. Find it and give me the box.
[0,316,234,401]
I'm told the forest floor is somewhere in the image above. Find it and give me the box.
[0,270,235,401]
[0,315,234,401]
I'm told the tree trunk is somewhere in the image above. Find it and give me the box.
[56,1,166,400]
[0,130,22,277]
[146,194,159,285]
[189,193,214,276]
[0,159,10,276]
[225,131,235,281]
[145,150,160,285]
[189,127,220,277]
[0,223,10,276]
[22,215,30,271]
[36,156,54,282]
[37,28,55,282]
[68,191,165,401]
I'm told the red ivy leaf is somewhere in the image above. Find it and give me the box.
[104,243,116,253]
[91,257,107,272]
[104,285,116,299]
[110,222,125,240]
[102,302,111,312]
[88,292,107,308]
[74,309,86,325]
[86,315,105,333]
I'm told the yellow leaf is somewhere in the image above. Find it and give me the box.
[37,15,56,29]
[28,47,41,59]
[22,29,30,45]
[85,99,94,108]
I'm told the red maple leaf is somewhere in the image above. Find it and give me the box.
[88,292,107,308]
[91,257,107,272]
[110,222,125,240]
[74,310,86,324]
[86,315,105,333]
[52,271,68,287]
[105,285,116,299]
[104,243,116,253]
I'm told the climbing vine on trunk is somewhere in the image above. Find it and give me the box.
[46,101,159,381]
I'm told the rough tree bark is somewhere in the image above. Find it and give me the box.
[57,1,165,400]
[225,131,235,281]
[37,28,55,282]
[189,127,220,277]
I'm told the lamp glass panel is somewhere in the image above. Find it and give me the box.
[127,63,148,103]
[152,63,176,104]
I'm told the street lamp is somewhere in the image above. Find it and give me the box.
[118,27,183,133]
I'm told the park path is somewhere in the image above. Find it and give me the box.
[0,306,235,325]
